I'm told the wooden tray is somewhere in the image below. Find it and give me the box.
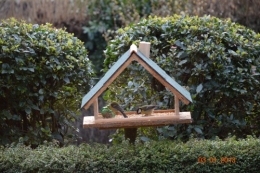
[83,109,192,129]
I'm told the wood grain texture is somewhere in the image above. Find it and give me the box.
[93,98,99,119]
[83,111,192,129]
[139,41,151,58]
[174,96,179,115]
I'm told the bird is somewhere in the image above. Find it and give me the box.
[101,106,115,118]
[136,105,157,116]
[109,102,128,118]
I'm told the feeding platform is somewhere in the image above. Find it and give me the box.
[81,42,192,131]
[84,110,191,129]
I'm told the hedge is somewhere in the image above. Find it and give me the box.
[103,15,260,141]
[0,18,94,146]
[0,136,259,172]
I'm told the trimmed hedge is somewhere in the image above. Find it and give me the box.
[103,15,260,141]
[0,136,260,172]
[0,18,94,146]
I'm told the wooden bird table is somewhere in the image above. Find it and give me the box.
[81,42,193,143]
[83,109,192,143]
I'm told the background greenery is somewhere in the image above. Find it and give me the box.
[0,18,94,146]
[0,0,259,172]
[83,0,260,76]
[2,0,258,76]
[0,0,259,146]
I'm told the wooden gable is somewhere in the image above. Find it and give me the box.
[82,42,192,129]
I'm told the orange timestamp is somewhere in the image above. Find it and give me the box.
[198,156,236,164]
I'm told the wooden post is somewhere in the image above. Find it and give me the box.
[174,95,179,116]
[139,41,151,58]
[124,41,151,143]
[93,98,99,120]
[124,128,137,144]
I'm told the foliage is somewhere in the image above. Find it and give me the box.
[103,15,260,141]
[82,0,260,78]
[0,18,94,146]
[186,0,260,33]
[1,0,260,77]
[0,136,260,172]
[82,0,150,75]
[82,0,195,76]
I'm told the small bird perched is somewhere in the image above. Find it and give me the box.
[101,106,115,118]
[136,105,157,116]
[109,102,128,118]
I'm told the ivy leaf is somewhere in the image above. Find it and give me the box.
[64,77,70,83]
[28,67,34,72]
[196,84,203,93]
[177,51,188,59]
[39,89,44,94]
[175,40,186,50]
[179,59,187,65]
[52,132,64,141]
[128,81,133,87]
[140,136,150,142]
[194,127,203,134]
[157,128,163,133]
[25,107,31,114]
[228,49,238,57]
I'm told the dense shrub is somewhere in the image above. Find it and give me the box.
[103,15,260,141]
[0,136,260,172]
[82,0,150,75]
[82,0,260,77]
[0,18,94,146]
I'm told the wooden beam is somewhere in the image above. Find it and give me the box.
[106,109,175,115]
[174,95,179,116]
[93,98,99,120]
[138,42,151,58]
[83,112,192,129]
[132,53,190,105]
[83,55,136,110]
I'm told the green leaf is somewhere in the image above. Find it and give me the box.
[177,51,188,59]
[175,40,185,49]
[128,81,133,87]
[28,68,34,72]
[39,89,44,94]
[179,59,187,65]
[64,77,70,83]
[194,127,203,134]
[52,132,64,141]
[196,84,203,93]
[228,49,238,56]
[25,107,31,114]
[140,136,150,142]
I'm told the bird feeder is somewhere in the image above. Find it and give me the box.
[81,42,192,142]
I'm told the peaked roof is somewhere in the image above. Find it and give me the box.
[81,44,192,109]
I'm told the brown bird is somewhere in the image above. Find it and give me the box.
[109,102,128,118]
